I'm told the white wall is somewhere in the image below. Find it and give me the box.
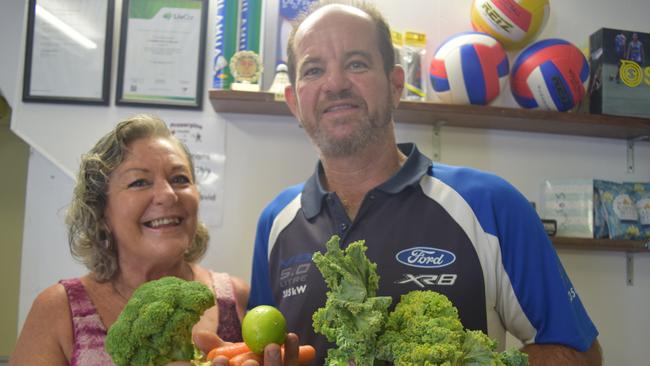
[2,1,650,364]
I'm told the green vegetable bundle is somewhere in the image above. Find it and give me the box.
[312,235,528,366]
[105,276,215,366]
[312,235,392,365]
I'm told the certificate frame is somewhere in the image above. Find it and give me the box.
[22,0,114,105]
[116,0,208,110]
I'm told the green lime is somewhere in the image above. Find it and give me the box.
[242,305,287,354]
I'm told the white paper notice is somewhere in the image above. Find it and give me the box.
[121,1,202,105]
[168,117,226,228]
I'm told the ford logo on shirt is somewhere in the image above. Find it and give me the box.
[395,247,456,268]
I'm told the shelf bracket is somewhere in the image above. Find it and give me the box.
[626,252,634,286]
[627,136,650,174]
[432,121,445,162]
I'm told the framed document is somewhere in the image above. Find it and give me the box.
[22,0,114,105]
[116,0,208,109]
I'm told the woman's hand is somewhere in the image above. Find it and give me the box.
[193,330,228,355]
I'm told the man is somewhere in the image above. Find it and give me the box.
[249,1,602,365]
[613,32,626,82]
[626,32,645,66]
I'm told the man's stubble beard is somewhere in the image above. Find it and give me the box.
[305,94,394,158]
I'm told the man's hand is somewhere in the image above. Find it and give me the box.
[522,339,602,366]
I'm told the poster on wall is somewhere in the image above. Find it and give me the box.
[167,116,226,228]
[22,0,114,105]
[275,0,316,66]
[116,0,208,109]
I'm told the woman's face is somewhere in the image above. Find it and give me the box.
[103,137,199,267]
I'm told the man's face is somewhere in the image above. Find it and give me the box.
[285,6,404,158]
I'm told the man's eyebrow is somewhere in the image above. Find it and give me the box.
[344,50,372,60]
[299,50,372,67]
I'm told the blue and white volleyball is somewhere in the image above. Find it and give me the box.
[510,39,589,111]
[429,32,509,105]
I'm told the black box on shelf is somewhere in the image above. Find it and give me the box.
[588,28,650,119]
[542,219,557,237]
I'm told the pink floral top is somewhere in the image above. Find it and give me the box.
[60,271,243,365]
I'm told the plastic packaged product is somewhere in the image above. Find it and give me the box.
[540,179,595,238]
[593,186,609,239]
[625,182,650,239]
[402,31,427,101]
[595,180,642,240]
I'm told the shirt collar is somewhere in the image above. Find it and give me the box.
[301,143,432,219]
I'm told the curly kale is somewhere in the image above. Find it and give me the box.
[312,235,392,366]
[377,291,528,366]
[376,290,464,365]
[312,236,529,366]
[105,276,215,366]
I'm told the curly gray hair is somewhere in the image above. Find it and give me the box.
[66,114,209,281]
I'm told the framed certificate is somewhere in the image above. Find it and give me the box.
[22,0,114,105]
[116,0,208,109]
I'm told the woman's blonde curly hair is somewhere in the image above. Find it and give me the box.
[66,114,209,281]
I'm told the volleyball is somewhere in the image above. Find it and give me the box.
[470,0,550,51]
[510,39,589,111]
[429,32,509,105]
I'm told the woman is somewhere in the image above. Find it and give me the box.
[10,115,249,365]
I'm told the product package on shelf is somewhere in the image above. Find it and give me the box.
[624,182,650,240]
[588,28,650,119]
[213,0,239,89]
[595,180,643,240]
[541,179,596,238]
[402,31,427,101]
[542,179,647,240]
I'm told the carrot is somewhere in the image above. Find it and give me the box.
[281,345,317,365]
[206,342,251,361]
[296,345,316,365]
[228,351,263,366]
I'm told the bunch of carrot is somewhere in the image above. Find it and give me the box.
[206,342,316,366]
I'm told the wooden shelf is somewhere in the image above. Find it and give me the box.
[209,90,650,140]
[209,90,650,253]
[552,237,650,252]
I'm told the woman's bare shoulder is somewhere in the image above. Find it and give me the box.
[11,282,72,365]
[30,282,71,317]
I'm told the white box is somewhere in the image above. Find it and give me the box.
[540,179,596,238]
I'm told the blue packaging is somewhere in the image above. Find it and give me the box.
[213,0,239,89]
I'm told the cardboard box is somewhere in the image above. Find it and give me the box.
[588,28,650,119]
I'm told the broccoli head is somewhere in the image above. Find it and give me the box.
[105,276,215,366]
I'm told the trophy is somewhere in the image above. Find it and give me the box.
[229,50,263,92]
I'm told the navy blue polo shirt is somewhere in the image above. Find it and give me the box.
[248,143,597,365]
